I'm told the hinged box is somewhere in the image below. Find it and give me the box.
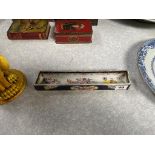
[54,20,93,44]
[7,20,50,40]
[34,71,131,91]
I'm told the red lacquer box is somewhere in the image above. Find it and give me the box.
[54,20,93,44]
[7,20,50,40]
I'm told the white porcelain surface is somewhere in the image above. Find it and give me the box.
[145,49,155,83]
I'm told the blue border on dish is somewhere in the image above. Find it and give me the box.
[138,39,155,94]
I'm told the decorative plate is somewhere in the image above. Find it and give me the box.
[138,39,155,94]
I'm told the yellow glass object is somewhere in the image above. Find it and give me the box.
[0,55,26,105]
[0,55,10,70]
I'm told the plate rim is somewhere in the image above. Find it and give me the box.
[138,39,155,94]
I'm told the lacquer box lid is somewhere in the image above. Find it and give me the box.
[8,20,49,33]
[54,20,93,35]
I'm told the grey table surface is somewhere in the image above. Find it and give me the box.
[0,19,155,135]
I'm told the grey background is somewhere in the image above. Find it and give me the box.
[0,19,154,135]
